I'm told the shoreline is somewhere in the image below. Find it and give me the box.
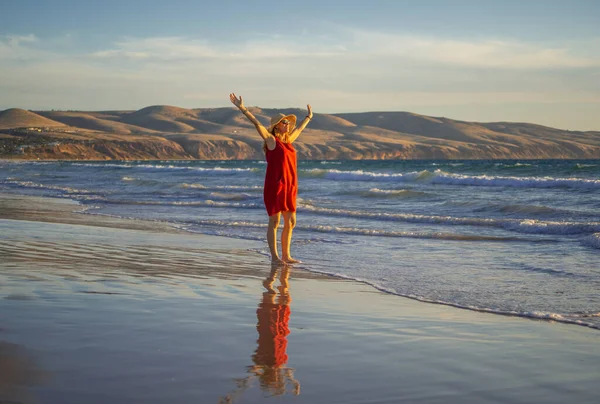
[2,192,600,403]
[4,157,600,162]
[1,191,599,330]
[0,192,192,234]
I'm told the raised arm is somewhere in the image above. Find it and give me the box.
[288,104,313,143]
[229,93,272,141]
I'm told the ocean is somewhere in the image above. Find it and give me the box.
[2,159,599,330]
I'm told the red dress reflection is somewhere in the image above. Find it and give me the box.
[253,290,291,368]
[219,266,299,403]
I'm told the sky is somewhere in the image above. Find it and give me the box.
[1,0,599,130]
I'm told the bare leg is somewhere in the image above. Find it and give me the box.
[281,211,300,263]
[267,213,283,264]
[263,266,278,293]
[279,265,291,294]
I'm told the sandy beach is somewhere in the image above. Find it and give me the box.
[1,193,599,404]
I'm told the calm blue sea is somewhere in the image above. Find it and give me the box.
[2,159,599,329]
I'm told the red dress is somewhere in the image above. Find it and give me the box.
[264,138,297,216]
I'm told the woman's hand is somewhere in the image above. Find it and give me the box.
[229,93,244,110]
[306,104,313,119]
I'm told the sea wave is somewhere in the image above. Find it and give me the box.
[359,188,432,199]
[303,168,424,182]
[120,177,172,187]
[302,168,600,189]
[71,162,139,169]
[128,195,587,237]
[180,183,207,189]
[298,204,600,235]
[432,163,464,167]
[582,233,600,249]
[192,167,259,174]
[494,162,533,168]
[429,170,600,189]
[300,225,522,241]
[294,269,600,330]
[207,192,253,201]
[180,183,262,192]
[570,311,600,318]
[103,199,263,209]
[180,221,349,245]
[504,219,600,235]
[3,180,95,195]
[474,203,565,216]
[186,219,532,242]
[8,177,595,237]
[71,162,259,174]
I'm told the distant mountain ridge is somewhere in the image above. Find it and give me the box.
[0,108,66,129]
[1,105,599,160]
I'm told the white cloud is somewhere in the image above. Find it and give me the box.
[4,34,38,46]
[91,37,217,60]
[346,29,600,69]
[78,31,600,76]
[1,30,599,129]
[0,33,67,62]
[89,35,343,61]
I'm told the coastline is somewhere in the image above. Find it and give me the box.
[2,106,600,160]
[1,193,599,403]
[4,157,600,162]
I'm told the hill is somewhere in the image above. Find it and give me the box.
[0,108,66,130]
[1,106,599,160]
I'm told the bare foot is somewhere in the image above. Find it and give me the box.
[282,257,301,264]
[271,257,285,265]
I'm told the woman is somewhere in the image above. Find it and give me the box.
[229,93,313,264]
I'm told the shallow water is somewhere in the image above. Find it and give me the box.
[2,220,600,404]
[2,159,599,329]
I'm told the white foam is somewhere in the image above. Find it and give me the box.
[366,188,426,197]
[495,162,532,168]
[429,170,600,189]
[304,168,424,182]
[180,183,262,192]
[192,219,265,228]
[303,168,600,190]
[298,204,600,236]
[108,199,262,209]
[71,162,135,169]
[298,224,517,241]
[4,180,95,195]
[296,267,600,330]
[180,183,207,189]
[202,184,262,191]
[70,162,258,174]
[186,218,524,242]
[193,167,258,174]
[506,219,600,235]
[207,192,253,201]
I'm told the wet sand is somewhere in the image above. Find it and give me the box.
[1,193,599,403]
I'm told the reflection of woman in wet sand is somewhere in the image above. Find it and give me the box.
[220,266,300,403]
